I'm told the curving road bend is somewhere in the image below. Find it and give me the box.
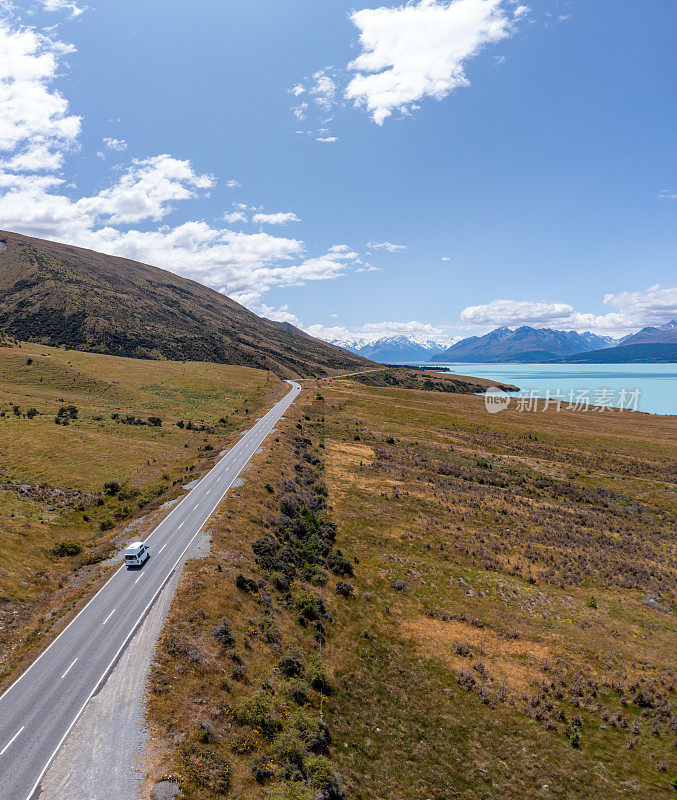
[0,380,301,800]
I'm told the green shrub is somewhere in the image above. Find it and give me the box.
[51,539,83,557]
[99,519,114,532]
[233,691,282,737]
[212,617,235,648]
[278,649,304,678]
[335,581,354,597]
[585,595,598,609]
[180,742,231,793]
[304,753,336,788]
[305,652,331,694]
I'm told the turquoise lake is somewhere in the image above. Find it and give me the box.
[429,363,677,415]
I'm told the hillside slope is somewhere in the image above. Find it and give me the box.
[555,342,677,363]
[0,230,373,378]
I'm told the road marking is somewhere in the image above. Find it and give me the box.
[0,381,300,800]
[158,542,167,553]
[134,572,145,584]
[0,726,24,756]
[102,609,115,626]
[193,504,199,510]
[61,658,78,680]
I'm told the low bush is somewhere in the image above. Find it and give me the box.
[335,581,354,597]
[212,617,235,649]
[278,649,304,678]
[234,691,283,738]
[51,539,83,557]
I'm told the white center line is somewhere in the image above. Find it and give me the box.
[158,542,167,553]
[193,504,199,510]
[178,521,184,529]
[0,726,24,756]
[134,572,145,584]
[102,609,115,625]
[61,658,78,680]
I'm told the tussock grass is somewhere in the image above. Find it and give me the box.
[0,342,284,686]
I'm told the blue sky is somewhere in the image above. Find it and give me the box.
[0,0,675,343]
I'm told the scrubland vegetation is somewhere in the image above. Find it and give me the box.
[146,377,675,799]
[0,342,283,684]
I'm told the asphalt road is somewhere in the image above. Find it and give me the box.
[0,380,301,800]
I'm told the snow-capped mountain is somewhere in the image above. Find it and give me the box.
[328,335,456,363]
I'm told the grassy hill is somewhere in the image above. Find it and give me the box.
[0,230,373,378]
[144,377,676,799]
[0,341,285,682]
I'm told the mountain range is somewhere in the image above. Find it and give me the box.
[0,230,373,378]
[331,321,677,364]
[554,320,677,363]
[429,326,616,363]
[330,335,453,363]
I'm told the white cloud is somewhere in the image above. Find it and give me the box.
[252,211,301,225]
[255,304,301,326]
[459,286,677,337]
[345,0,516,125]
[103,136,127,151]
[225,179,241,188]
[289,67,341,141]
[306,319,457,346]
[310,68,337,111]
[222,210,247,224]
[513,4,530,18]
[367,240,407,253]
[0,20,361,305]
[0,20,81,172]
[441,256,451,261]
[41,0,86,17]
[658,188,677,200]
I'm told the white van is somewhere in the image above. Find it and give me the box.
[124,541,150,567]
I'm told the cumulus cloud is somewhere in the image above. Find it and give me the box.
[252,211,301,225]
[345,0,517,125]
[103,136,127,151]
[459,286,677,337]
[0,20,81,172]
[0,19,361,305]
[254,304,301,326]
[367,241,407,253]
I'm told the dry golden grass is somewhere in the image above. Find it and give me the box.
[312,379,676,799]
[0,342,285,688]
